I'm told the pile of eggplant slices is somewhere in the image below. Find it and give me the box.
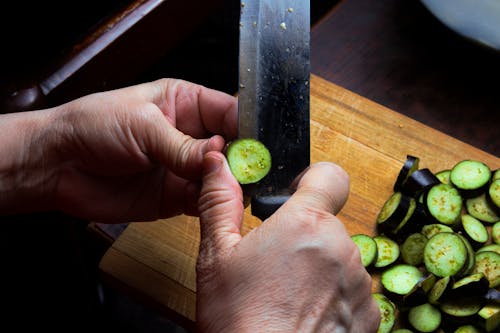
[352,156,500,333]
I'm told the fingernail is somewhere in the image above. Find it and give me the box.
[205,135,225,153]
[203,154,223,176]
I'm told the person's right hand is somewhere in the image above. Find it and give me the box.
[196,151,380,333]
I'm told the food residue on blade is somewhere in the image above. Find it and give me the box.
[280,22,287,30]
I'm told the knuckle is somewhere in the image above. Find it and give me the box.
[196,240,220,286]
[173,134,198,169]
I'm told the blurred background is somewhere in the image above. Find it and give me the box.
[0,0,339,106]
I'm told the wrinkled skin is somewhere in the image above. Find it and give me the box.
[0,79,237,222]
[197,153,380,332]
[0,78,380,332]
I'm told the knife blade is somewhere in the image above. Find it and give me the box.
[238,0,310,220]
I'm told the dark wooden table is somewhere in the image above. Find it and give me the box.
[312,0,499,156]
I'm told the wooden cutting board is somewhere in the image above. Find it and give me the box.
[99,74,499,330]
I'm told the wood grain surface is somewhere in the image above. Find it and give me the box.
[99,74,499,330]
[311,0,500,156]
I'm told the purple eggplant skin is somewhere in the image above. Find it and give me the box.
[394,155,420,192]
[403,274,437,308]
[402,168,441,198]
[376,192,412,233]
[483,288,500,304]
[487,178,500,215]
[446,273,490,300]
[395,202,428,237]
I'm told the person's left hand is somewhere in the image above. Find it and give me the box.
[0,79,237,222]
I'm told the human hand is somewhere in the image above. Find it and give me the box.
[0,79,237,222]
[196,151,380,332]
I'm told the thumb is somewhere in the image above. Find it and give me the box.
[198,151,244,260]
[141,112,226,179]
[284,162,350,215]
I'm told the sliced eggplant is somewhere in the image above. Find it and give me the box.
[351,234,378,267]
[392,197,419,238]
[402,168,441,198]
[450,160,491,198]
[403,274,436,307]
[449,273,489,299]
[428,275,453,305]
[477,303,500,332]
[461,214,489,249]
[456,234,476,277]
[401,232,428,266]
[373,235,400,268]
[373,293,396,333]
[226,138,272,185]
[493,221,500,245]
[440,295,484,318]
[425,183,463,226]
[394,155,420,192]
[477,243,500,255]
[466,194,500,224]
[472,251,500,288]
[487,179,500,214]
[453,325,483,333]
[359,157,500,332]
[424,232,469,278]
[421,223,454,239]
[408,303,442,332]
[377,192,413,233]
[435,169,452,185]
[381,264,424,298]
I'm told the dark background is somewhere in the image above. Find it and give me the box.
[1,0,339,97]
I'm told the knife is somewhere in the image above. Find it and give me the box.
[238,0,310,220]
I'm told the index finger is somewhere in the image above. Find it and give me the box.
[284,162,350,216]
[159,79,238,139]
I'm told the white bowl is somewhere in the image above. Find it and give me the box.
[420,0,500,51]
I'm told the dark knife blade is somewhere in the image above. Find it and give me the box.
[238,0,310,220]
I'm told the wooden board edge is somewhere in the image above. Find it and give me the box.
[99,247,196,330]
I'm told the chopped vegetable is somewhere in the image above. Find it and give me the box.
[351,234,378,267]
[408,303,441,332]
[493,222,500,244]
[461,214,489,248]
[394,155,420,192]
[373,235,400,268]
[466,194,500,224]
[424,232,469,278]
[364,157,500,333]
[424,183,463,226]
[373,293,396,333]
[381,264,424,296]
[400,233,427,266]
[226,138,271,184]
[450,160,491,198]
[472,251,500,288]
